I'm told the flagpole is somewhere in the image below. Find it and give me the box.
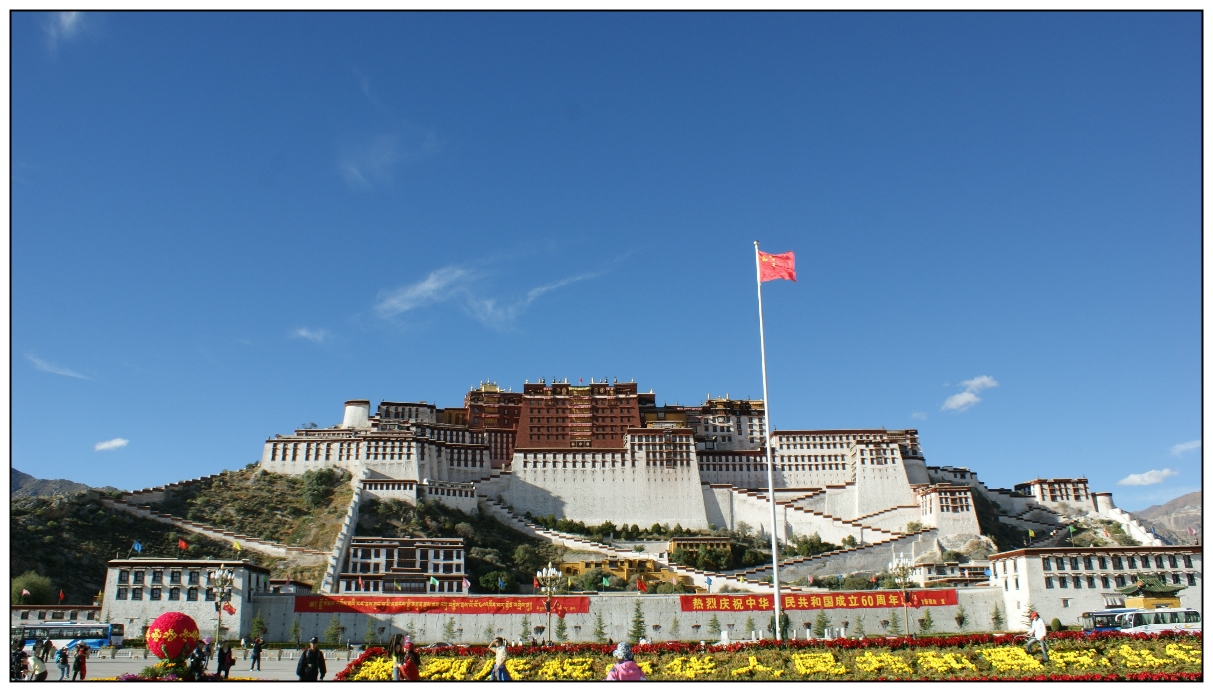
[754,240,784,641]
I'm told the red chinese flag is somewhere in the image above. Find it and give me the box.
[637,579,648,593]
[178,539,189,551]
[59,589,65,601]
[758,250,796,282]
[223,602,236,615]
[533,577,541,589]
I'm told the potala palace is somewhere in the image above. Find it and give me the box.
[259,379,1162,592]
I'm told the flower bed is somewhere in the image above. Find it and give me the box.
[333,632,1202,681]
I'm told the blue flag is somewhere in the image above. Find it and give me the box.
[132,541,143,553]
[705,577,713,586]
[984,569,991,576]
[497,578,506,590]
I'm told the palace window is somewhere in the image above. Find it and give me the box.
[169,587,180,601]
[118,570,129,584]
[1044,577,1054,588]
[150,587,162,601]
[116,588,128,600]
[187,587,199,601]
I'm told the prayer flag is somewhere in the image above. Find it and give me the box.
[498,578,506,590]
[1069,525,1076,534]
[757,250,796,282]
[232,540,242,552]
[132,541,143,553]
[1028,529,1035,538]
[429,576,439,586]
[602,576,610,587]
[705,577,713,587]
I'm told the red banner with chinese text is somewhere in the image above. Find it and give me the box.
[680,590,957,613]
[294,595,591,615]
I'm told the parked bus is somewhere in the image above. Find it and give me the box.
[1118,608,1201,634]
[1079,608,1140,633]
[11,623,125,652]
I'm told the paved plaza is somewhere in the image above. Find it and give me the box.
[60,649,361,681]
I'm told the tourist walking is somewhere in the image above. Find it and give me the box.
[296,638,327,681]
[70,643,89,681]
[1024,611,1050,663]
[249,637,263,671]
[27,649,48,681]
[39,638,53,663]
[55,647,70,680]
[488,637,511,681]
[604,642,645,681]
[217,642,235,679]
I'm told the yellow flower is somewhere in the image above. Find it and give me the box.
[855,651,913,675]
[915,651,975,673]
[977,647,1044,673]
[419,658,475,680]
[1048,649,1104,670]
[731,655,784,677]
[352,657,395,681]
[536,657,595,680]
[1114,645,1172,669]
[505,658,532,680]
[637,661,653,676]
[791,652,847,675]
[472,659,495,681]
[664,656,718,679]
[1165,644,1201,664]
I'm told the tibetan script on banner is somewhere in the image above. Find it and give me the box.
[295,595,591,615]
[680,590,957,612]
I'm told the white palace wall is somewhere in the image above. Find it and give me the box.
[504,453,709,529]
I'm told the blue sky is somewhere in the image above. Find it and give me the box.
[12,11,1200,510]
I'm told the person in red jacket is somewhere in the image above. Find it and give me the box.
[398,641,421,681]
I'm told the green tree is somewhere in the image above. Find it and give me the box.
[853,615,866,638]
[324,615,343,645]
[443,618,457,642]
[708,614,722,640]
[12,571,53,605]
[1022,603,1037,628]
[954,605,969,630]
[1049,617,1064,633]
[812,610,831,638]
[593,611,607,643]
[519,615,531,642]
[670,617,681,640]
[301,468,336,507]
[364,617,378,645]
[841,535,858,548]
[628,600,646,643]
[250,611,268,640]
[480,570,517,594]
[886,610,902,636]
[744,616,756,638]
[289,617,302,645]
[919,608,934,634]
[555,616,568,642]
[990,605,1004,631]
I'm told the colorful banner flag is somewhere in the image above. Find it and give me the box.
[757,250,796,282]
[295,595,592,615]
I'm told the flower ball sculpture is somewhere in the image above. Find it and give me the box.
[146,612,201,661]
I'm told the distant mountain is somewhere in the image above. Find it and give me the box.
[11,468,119,498]
[1129,492,1201,545]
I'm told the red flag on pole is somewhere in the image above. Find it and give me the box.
[59,589,65,603]
[178,539,189,551]
[758,251,796,282]
[533,577,541,589]
[223,602,236,615]
[637,579,648,593]
[357,575,365,590]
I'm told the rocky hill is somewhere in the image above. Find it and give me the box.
[11,468,119,498]
[1130,491,1201,545]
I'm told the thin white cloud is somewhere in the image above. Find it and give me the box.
[339,134,400,189]
[910,412,928,421]
[1117,468,1178,487]
[1170,440,1201,456]
[375,266,474,318]
[289,327,330,343]
[94,438,129,452]
[374,266,602,330]
[942,375,999,412]
[26,354,89,380]
[46,11,84,48]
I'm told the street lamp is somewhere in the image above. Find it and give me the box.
[535,562,562,644]
[887,555,913,637]
[207,566,236,657]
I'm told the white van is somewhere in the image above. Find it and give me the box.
[1118,608,1201,634]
